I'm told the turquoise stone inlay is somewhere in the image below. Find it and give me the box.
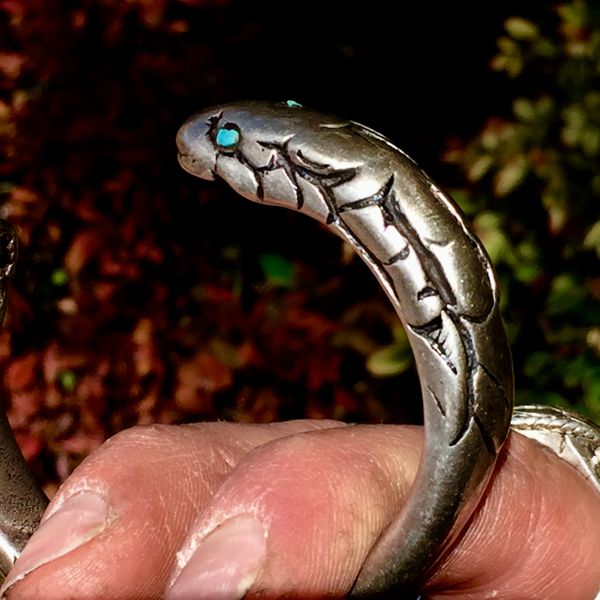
[286,100,303,108]
[216,127,240,148]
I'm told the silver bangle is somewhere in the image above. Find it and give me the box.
[177,100,600,596]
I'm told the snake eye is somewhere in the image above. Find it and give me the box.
[215,123,241,150]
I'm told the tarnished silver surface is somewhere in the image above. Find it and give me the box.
[177,101,515,596]
[0,221,48,579]
[512,405,600,493]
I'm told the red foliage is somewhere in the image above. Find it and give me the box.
[0,0,413,490]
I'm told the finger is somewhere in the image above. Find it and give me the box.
[6,421,599,600]
[166,424,423,599]
[165,426,600,600]
[3,420,344,599]
[425,432,600,600]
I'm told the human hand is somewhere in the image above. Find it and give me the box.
[2,419,599,599]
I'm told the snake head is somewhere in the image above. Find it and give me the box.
[176,101,353,222]
[177,101,313,201]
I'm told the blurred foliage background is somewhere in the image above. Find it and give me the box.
[0,0,598,493]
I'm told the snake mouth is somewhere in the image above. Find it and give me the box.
[177,153,215,181]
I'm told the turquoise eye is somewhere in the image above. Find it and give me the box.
[215,125,240,149]
[286,100,303,108]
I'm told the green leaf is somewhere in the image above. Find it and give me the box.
[584,221,600,256]
[51,268,69,287]
[515,263,541,283]
[563,355,590,388]
[557,1,589,30]
[505,17,539,41]
[58,370,77,392]
[582,127,600,156]
[523,351,554,379]
[493,36,524,77]
[467,155,493,181]
[533,39,559,59]
[493,155,528,196]
[367,327,413,377]
[583,369,600,420]
[587,327,600,357]
[367,343,412,378]
[513,98,536,122]
[473,212,512,264]
[259,254,296,288]
[545,274,585,316]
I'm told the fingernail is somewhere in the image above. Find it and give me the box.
[167,515,267,600]
[0,491,109,594]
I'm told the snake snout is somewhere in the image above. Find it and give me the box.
[176,119,216,181]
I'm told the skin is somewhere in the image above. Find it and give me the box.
[4,419,600,599]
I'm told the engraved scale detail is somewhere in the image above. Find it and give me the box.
[512,405,600,493]
[176,101,515,596]
[203,120,510,456]
[173,101,598,598]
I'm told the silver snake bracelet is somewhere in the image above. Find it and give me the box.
[0,101,595,596]
[175,100,600,597]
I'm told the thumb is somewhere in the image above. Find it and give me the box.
[166,424,422,599]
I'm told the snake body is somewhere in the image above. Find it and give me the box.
[177,101,514,595]
[512,405,600,494]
